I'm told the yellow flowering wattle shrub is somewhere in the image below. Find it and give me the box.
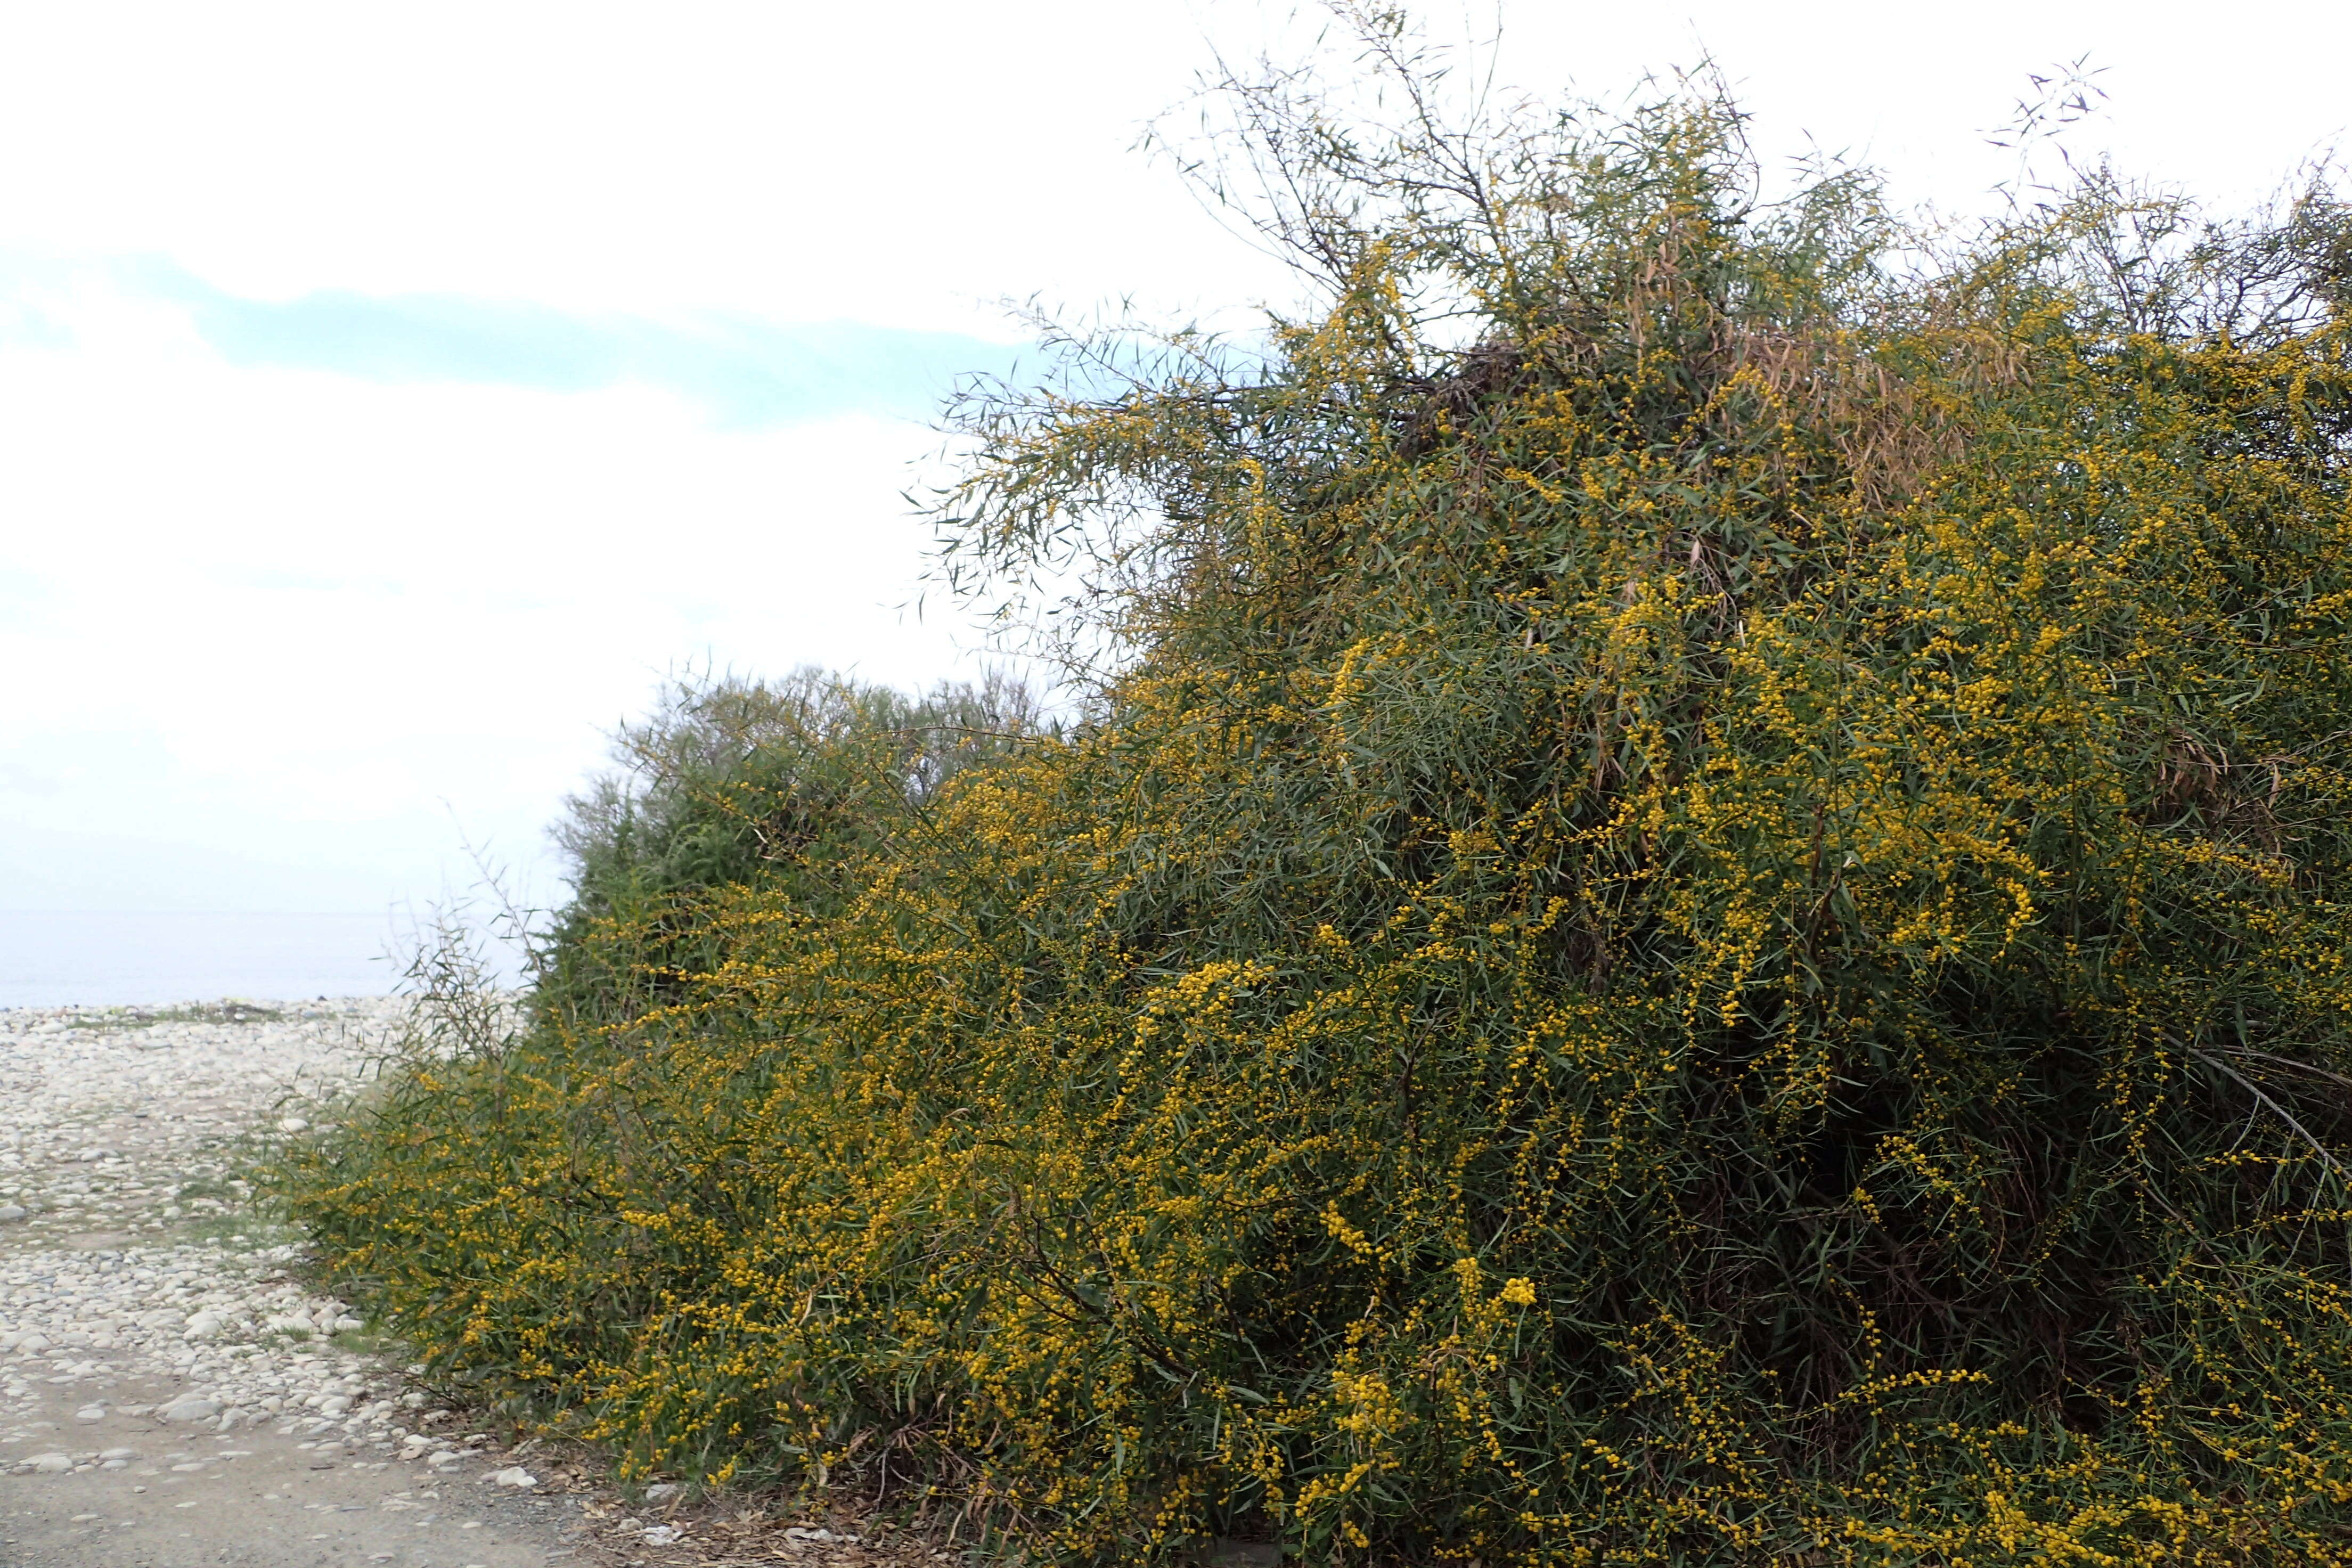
[277,37,2352,1567]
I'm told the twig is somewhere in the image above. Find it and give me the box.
[2187,1044,2352,1185]
[2207,1045,2352,1096]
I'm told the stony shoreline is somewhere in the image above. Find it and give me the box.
[0,997,937,1567]
[0,996,593,1564]
[1,999,410,1451]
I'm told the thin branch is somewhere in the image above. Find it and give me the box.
[2189,1043,2352,1186]
[2207,1045,2352,1097]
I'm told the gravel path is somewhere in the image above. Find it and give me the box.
[0,998,958,1568]
[0,998,593,1566]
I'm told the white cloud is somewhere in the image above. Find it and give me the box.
[0,2,1285,333]
[0,0,2347,932]
[0,272,989,909]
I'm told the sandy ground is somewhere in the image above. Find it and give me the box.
[0,999,944,1568]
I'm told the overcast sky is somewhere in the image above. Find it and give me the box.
[3,0,2347,920]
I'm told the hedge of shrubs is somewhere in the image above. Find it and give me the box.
[276,35,2352,1567]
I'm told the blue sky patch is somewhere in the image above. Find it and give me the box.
[113,258,1031,428]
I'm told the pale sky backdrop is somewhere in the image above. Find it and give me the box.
[2,0,2346,935]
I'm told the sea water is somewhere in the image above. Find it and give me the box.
[0,910,415,1008]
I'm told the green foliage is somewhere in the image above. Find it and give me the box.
[553,665,1045,918]
[67,1001,285,1030]
[272,20,2352,1566]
